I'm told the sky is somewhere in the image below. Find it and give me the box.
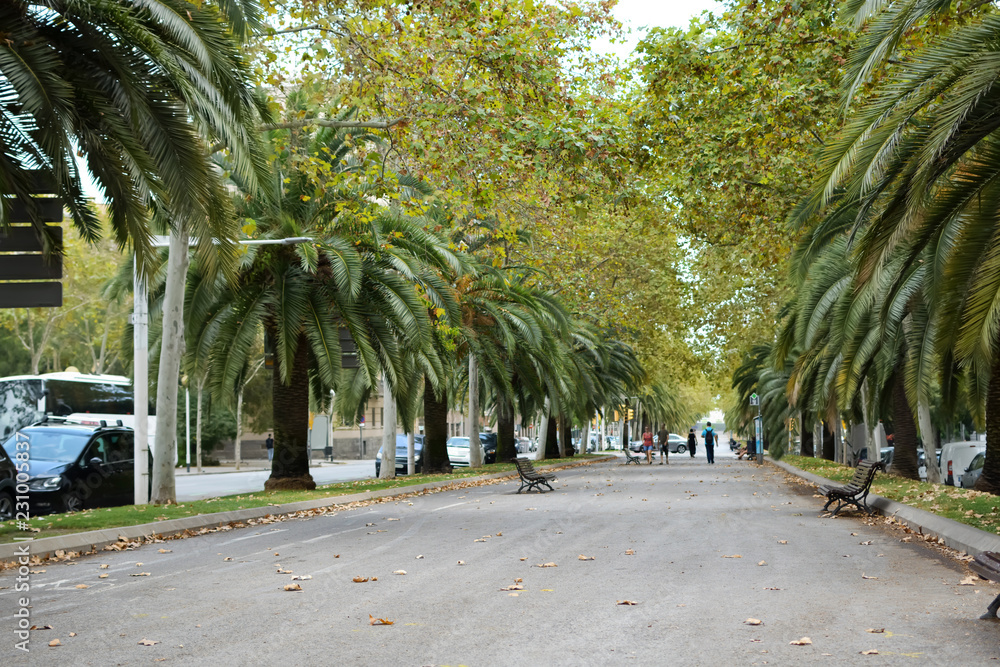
[593,0,724,58]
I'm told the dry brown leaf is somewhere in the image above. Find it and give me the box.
[99,564,109,569]
[130,573,150,577]
[778,540,788,544]
[69,632,76,637]
[415,555,424,559]
[290,575,312,581]
[30,624,53,630]
[158,549,172,553]
[98,574,108,579]
[29,569,46,574]
[135,562,143,567]
[393,570,407,575]
[519,557,527,561]
[223,557,233,561]
[508,592,519,597]
[283,583,302,591]
[866,628,885,634]
[861,573,878,580]
[535,562,558,568]
[861,649,879,655]
[137,638,160,646]
[48,639,61,647]
[474,539,487,543]
[860,540,873,546]
[352,576,369,583]
[276,569,292,574]
[757,561,767,566]
[617,600,638,605]
[369,614,393,625]
[744,618,763,626]
[722,554,742,559]
[960,576,978,586]
[515,578,523,583]
[75,584,89,589]
[578,555,595,561]
[499,583,524,591]
[496,532,502,537]
[625,549,635,556]
[789,637,812,646]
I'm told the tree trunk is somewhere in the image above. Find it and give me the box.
[545,412,560,459]
[822,421,835,461]
[861,380,875,462]
[379,374,397,479]
[535,397,550,462]
[407,426,416,475]
[891,370,920,480]
[976,348,1000,493]
[265,332,315,490]
[234,386,244,471]
[561,418,573,457]
[467,354,482,468]
[422,375,451,473]
[151,223,189,504]
[497,395,517,462]
[917,399,942,484]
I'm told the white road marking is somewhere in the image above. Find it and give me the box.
[432,501,472,512]
[219,529,287,545]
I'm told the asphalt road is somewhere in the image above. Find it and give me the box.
[4,455,999,665]
[175,460,376,501]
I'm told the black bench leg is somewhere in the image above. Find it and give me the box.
[981,593,1000,620]
[822,496,836,512]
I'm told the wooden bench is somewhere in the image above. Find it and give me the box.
[513,457,556,493]
[971,552,1000,620]
[817,459,883,516]
[622,449,642,465]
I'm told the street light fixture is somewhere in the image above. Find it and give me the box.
[133,235,312,504]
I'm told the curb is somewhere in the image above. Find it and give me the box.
[768,457,1000,557]
[0,456,616,563]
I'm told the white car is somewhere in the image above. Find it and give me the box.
[940,441,986,486]
[447,436,471,467]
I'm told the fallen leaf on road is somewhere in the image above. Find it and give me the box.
[851,533,858,536]
[474,539,487,543]
[283,584,302,591]
[99,564,109,569]
[99,574,108,579]
[960,576,978,586]
[722,555,742,559]
[744,618,763,626]
[131,572,150,577]
[457,561,465,566]
[496,532,502,537]
[29,569,46,574]
[763,587,781,590]
[223,557,233,561]
[416,555,424,559]
[366,523,375,527]
[861,574,878,580]
[69,632,76,637]
[135,563,143,567]
[861,649,879,655]
[75,584,89,589]
[758,561,767,566]
[515,578,522,582]
[48,639,61,647]
[352,576,369,583]
[866,628,885,634]
[369,614,393,626]
[276,569,292,574]
[535,562,557,568]
[137,639,160,646]
[617,600,638,605]
[500,584,524,591]
[508,592,519,597]
[625,549,635,556]
[578,555,595,561]
[526,508,536,511]
[291,575,312,581]
[387,518,399,521]
[30,625,52,630]
[778,540,788,545]
[519,557,527,561]
[158,549,171,553]
[393,570,407,575]
[789,637,812,645]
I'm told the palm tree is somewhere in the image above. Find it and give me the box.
[0,0,267,270]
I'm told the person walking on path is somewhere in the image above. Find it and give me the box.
[687,428,697,458]
[266,434,274,462]
[642,427,655,464]
[702,422,716,464]
[657,427,670,464]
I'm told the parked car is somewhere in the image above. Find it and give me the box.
[480,432,499,464]
[604,436,618,449]
[1,419,139,514]
[667,433,687,453]
[0,445,15,520]
[374,434,425,476]
[940,441,987,486]
[961,452,986,489]
[447,436,471,466]
[629,440,644,453]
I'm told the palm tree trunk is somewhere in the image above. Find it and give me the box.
[497,395,516,462]
[917,400,942,483]
[545,412,560,459]
[891,371,920,480]
[422,375,451,472]
[234,385,244,471]
[535,397,550,462]
[406,426,416,475]
[379,374,396,479]
[468,354,482,467]
[151,222,189,504]
[265,333,316,490]
[975,349,1000,493]
[561,418,572,457]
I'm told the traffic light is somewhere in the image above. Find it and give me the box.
[627,409,634,421]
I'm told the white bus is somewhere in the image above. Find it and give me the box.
[0,372,155,444]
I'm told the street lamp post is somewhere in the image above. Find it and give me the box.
[132,235,312,504]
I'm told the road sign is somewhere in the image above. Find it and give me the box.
[749,393,759,406]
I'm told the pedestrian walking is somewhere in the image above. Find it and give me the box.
[642,427,655,464]
[702,422,716,464]
[687,428,697,458]
[266,433,274,462]
[657,426,669,464]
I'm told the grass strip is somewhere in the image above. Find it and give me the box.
[1,455,608,544]
[783,454,1000,536]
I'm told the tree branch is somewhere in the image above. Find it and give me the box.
[261,118,405,131]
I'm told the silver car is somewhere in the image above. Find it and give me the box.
[961,452,985,488]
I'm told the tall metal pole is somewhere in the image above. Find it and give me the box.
[185,387,191,473]
[132,263,150,505]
